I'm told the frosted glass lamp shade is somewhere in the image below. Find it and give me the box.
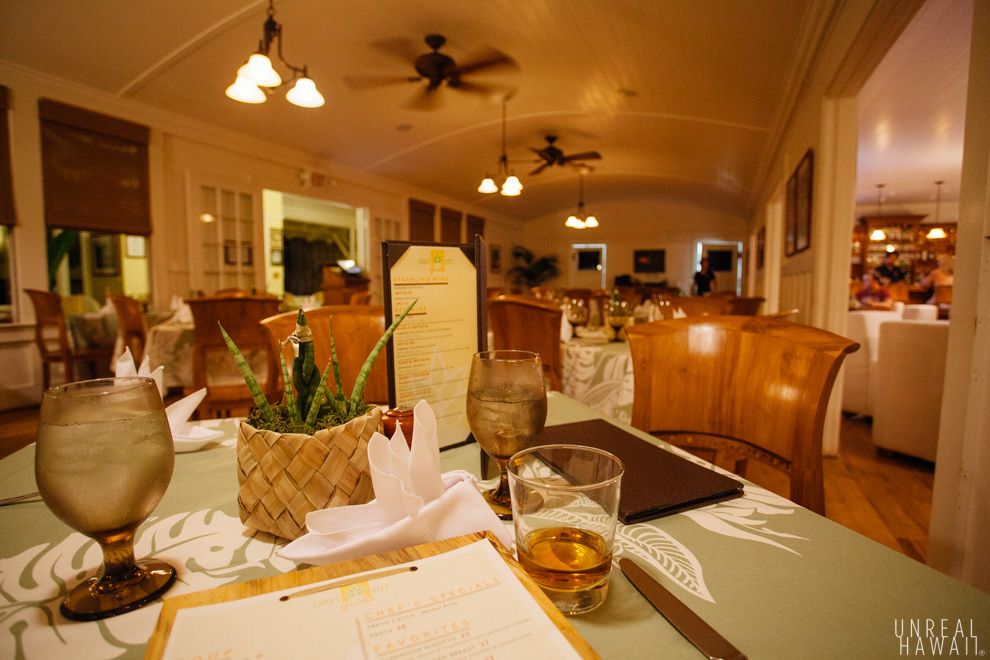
[584,216,599,228]
[478,177,498,193]
[226,75,266,104]
[239,54,282,87]
[926,227,947,239]
[286,77,325,108]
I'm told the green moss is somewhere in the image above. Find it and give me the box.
[245,398,375,434]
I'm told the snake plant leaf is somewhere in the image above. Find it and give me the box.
[348,299,417,413]
[219,322,273,424]
[291,310,319,421]
[277,343,301,427]
[303,363,335,432]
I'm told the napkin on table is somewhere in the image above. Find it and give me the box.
[114,347,222,449]
[168,294,193,324]
[280,400,513,565]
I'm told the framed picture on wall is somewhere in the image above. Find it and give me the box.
[490,244,502,273]
[785,149,813,256]
[125,235,146,258]
[91,233,119,276]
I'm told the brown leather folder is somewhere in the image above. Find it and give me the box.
[533,419,744,524]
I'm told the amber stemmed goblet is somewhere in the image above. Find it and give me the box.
[35,377,177,620]
[565,298,589,335]
[466,350,548,520]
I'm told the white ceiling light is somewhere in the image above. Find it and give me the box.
[870,183,886,241]
[926,180,947,239]
[226,0,324,108]
[478,98,522,197]
[565,174,599,229]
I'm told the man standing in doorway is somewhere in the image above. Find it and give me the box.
[693,257,717,296]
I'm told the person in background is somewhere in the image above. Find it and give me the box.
[919,253,954,303]
[875,251,906,285]
[692,257,717,296]
[855,272,894,310]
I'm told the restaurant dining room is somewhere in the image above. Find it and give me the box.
[1,0,988,657]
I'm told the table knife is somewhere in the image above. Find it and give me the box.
[619,557,748,660]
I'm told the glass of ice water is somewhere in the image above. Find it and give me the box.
[466,351,548,520]
[35,377,177,620]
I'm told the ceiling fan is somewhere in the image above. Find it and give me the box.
[529,136,602,175]
[342,34,518,110]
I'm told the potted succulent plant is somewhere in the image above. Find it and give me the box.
[220,300,415,540]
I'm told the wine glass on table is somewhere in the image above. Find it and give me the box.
[604,299,632,342]
[466,350,548,520]
[565,298,589,338]
[35,377,177,620]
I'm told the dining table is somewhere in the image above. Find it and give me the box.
[145,322,267,390]
[1,393,988,659]
[560,336,634,424]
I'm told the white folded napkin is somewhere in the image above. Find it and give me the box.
[114,348,222,451]
[168,294,193,324]
[560,314,573,342]
[280,400,512,565]
[673,306,687,318]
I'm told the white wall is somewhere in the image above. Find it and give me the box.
[521,198,747,293]
[0,62,524,407]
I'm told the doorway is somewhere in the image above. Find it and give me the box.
[568,244,607,289]
[696,241,742,295]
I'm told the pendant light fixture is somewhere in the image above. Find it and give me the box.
[478,98,522,196]
[926,180,947,239]
[226,0,325,108]
[869,184,887,241]
[565,174,598,229]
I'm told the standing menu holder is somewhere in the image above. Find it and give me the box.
[382,236,487,448]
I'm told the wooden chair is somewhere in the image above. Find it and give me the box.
[673,296,730,316]
[486,287,506,299]
[348,291,372,305]
[186,295,281,418]
[626,316,859,514]
[563,288,592,306]
[727,296,765,315]
[933,284,952,319]
[25,289,113,389]
[260,305,389,405]
[60,294,101,315]
[530,286,553,300]
[761,308,800,320]
[888,282,911,303]
[109,293,148,362]
[214,288,253,297]
[488,295,563,391]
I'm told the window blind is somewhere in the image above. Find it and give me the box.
[0,86,15,226]
[38,99,151,235]
[440,207,462,243]
[408,198,435,243]
[466,214,484,240]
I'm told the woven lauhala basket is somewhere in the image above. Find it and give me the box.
[236,407,381,540]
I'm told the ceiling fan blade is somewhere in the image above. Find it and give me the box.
[529,162,550,176]
[368,37,423,65]
[342,74,421,90]
[449,80,515,97]
[452,48,519,76]
[561,151,602,162]
[403,87,444,111]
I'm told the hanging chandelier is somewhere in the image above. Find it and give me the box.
[478,98,522,196]
[869,183,886,241]
[225,0,325,108]
[565,175,598,229]
[926,180,947,239]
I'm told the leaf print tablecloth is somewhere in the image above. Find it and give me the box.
[2,397,988,659]
[561,338,634,423]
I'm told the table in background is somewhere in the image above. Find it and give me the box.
[561,337,634,423]
[67,309,175,352]
[145,322,270,390]
[3,394,987,659]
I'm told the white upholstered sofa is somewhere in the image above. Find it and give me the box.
[872,320,949,462]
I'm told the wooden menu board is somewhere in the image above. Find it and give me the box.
[145,532,599,660]
[382,237,487,448]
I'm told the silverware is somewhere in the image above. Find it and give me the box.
[0,491,42,507]
[619,557,748,660]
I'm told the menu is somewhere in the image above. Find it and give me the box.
[161,540,581,660]
[383,239,487,448]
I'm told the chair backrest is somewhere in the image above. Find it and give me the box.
[673,296,730,316]
[563,288,592,306]
[933,284,952,304]
[186,296,281,399]
[25,289,72,359]
[349,291,372,305]
[214,288,253,297]
[626,316,859,514]
[888,282,911,303]
[110,293,148,362]
[488,295,562,391]
[727,296,765,315]
[260,305,389,405]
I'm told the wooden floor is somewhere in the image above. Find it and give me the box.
[0,407,935,563]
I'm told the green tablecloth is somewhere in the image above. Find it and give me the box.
[1,395,987,659]
[560,338,634,423]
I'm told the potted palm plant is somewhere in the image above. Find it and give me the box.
[505,246,560,290]
[221,300,415,540]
